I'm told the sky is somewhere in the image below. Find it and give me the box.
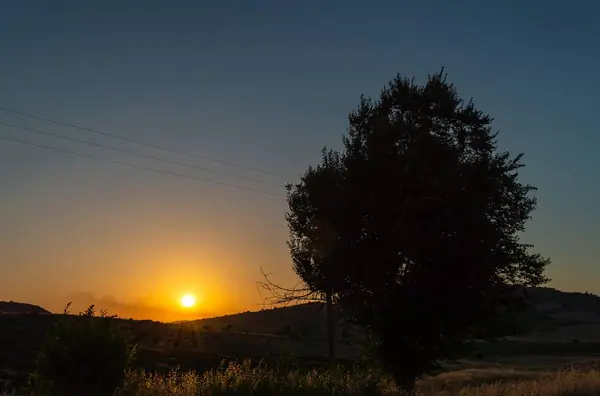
[1,1,599,321]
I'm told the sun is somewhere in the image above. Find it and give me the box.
[180,294,196,308]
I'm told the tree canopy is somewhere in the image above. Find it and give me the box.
[285,69,550,391]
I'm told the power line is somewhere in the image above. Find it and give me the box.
[0,121,285,188]
[0,106,282,177]
[0,134,284,197]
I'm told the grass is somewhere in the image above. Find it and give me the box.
[117,361,389,396]
[109,361,600,396]
[426,369,600,395]
[4,355,600,395]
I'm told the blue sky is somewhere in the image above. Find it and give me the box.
[0,1,598,317]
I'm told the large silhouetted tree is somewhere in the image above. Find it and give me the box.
[286,69,550,392]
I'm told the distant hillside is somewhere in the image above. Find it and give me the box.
[186,302,364,341]
[528,287,600,314]
[523,287,600,326]
[0,301,50,315]
[517,287,600,341]
[190,303,339,336]
[185,288,600,340]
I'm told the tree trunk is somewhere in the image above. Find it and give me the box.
[325,290,336,365]
[394,372,416,395]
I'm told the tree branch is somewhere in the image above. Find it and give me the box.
[257,267,324,307]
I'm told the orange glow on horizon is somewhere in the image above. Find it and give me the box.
[0,189,291,322]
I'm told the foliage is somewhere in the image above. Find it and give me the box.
[31,303,136,396]
[286,69,550,390]
[285,148,345,299]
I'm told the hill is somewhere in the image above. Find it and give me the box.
[178,287,600,350]
[510,287,600,342]
[4,286,600,385]
[186,302,362,339]
[0,301,50,315]
[181,287,600,337]
[528,287,600,316]
[190,303,329,333]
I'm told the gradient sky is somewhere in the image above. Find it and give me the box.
[1,1,599,321]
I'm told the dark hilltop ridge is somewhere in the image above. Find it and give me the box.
[0,301,50,315]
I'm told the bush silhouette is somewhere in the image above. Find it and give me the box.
[31,303,136,396]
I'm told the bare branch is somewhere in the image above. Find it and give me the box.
[257,267,324,308]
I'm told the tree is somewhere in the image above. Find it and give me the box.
[286,69,550,392]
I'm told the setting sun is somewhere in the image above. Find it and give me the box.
[180,294,196,308]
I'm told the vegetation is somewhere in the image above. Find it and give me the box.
[118,361,388,396]
[11,356,600,395]
[30,304,136,396]
[3,290,600,394]
[286,69,550,390]
[115,364,600,396]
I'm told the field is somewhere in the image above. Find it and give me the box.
[4,288,600,394]
[4,319,600,395]
[118,365,600,395]
[7,357,600,395]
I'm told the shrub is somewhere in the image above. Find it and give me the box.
[31,303,136,396]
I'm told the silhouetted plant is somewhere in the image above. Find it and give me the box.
[30,303,136,396]
[286,69,550,392]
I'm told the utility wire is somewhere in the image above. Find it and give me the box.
[0,134,284,197]
[0,121,285,188]
[0,106,281,177]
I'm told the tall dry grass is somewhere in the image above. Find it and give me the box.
[117,360,389,395]
[430,369,600,395]
[114,361,600,396]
